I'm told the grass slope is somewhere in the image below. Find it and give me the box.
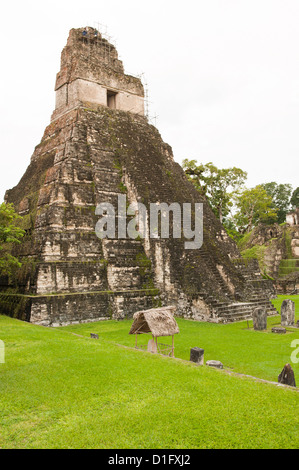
[0,307,299,449]
[60,296,299,383]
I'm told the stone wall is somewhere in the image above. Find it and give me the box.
[286,208,299,227]
[240,223,299,278]
[52,27,144,121]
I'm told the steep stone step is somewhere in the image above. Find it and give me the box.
[216,314,253,323]
[211,297,279,323]
[101,239,145,266]
[215,301,276,312]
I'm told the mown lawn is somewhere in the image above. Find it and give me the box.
[0,301,298,449]
[60,295,299,383]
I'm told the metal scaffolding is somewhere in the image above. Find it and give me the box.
[81,23,158,126]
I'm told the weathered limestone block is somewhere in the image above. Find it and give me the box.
[278,363,296,387]
[291,238,299,258]
[190,297,211,321]
[206,360,223,369]
[45,166,60,184]
[190,347,204,365]
[252,307,267,330]
[19,197,30,215]
[281,299,295,326]
[272,327,286,334]
[107,266,141,290]
[36,261,108,294]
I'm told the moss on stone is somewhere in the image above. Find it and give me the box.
[241,245,266,267]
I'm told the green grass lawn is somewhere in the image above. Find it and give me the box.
[60,295,299,383]
[0,295,298,449]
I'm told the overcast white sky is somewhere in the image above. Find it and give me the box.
[1,0,298,201]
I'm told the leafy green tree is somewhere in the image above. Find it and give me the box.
[261,182,292,224]
[0,203,25,276]
[222,218,244,243]
[182,160,247,224]
[233,185,278,232]
[290,187,299,209]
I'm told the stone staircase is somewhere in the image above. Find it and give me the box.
[207,298,278,323]
[197,252,279,323]
[101,237,160,318]
[198,247,235,301]
[278,258,299,277]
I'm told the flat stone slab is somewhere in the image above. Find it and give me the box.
[206,360,223,369]
[90,333,99,339]
[272,327,287,334]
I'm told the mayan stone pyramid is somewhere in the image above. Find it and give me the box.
[0,27,278,326]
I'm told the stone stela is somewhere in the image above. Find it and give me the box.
[281,299,295,327]
[252,307,268,331]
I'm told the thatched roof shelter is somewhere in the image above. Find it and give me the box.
[129,306,179,337]
[129,306,179,357]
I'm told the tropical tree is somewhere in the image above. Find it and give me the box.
[182,160,247,224]
[233,185,278,232]
[0,203,25,276]
[261,182,292,224]
[290,187,299,209]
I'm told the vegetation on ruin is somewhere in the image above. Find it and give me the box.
[239,244,267,270]
[182,159,247,224]
[233,185,278,232]
[0,203,25,276]
[279,259,299,277]
[0,298,298,449]
[183,160,297,239]
[290,187,299,209]
[261,182,293,224]
[237,224,298,279]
